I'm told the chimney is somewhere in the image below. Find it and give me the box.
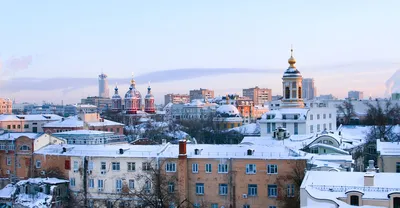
[179,140,187,155]
[364,160,376,186]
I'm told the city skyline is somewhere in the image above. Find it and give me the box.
[1,1,400,104]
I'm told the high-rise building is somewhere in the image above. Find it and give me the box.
[164,94,190,106]
[189,88,214,101]
[243,86,272,105]
[302,78,317,100]
[98,73,110,98]
[348,91,364,100]
[0,98,12,114]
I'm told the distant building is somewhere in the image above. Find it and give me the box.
[302,78,317,100]
[0,114,63,133]
[318,94,337,100]
[392,92,400,100]
[348,90,364,100]
[243,86,272,105]
[81,96,111,112]
[169,100,218,121]
[213,102,243,130]
[271,95,283,101]
[98,73,110,98]
[189,88,214,101]
[164,94,190,106]
[377,139,400,173]
[0,98,12,115]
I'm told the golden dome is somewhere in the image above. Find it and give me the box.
[288,48,296,67]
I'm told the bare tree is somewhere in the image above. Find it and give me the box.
[336,100,356,125]
[276,161,306,208]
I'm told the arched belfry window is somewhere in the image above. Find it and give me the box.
[285,87,290,99]
[298,87,302,99]
[350,195,359,206]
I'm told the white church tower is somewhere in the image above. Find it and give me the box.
[281,47,304,108]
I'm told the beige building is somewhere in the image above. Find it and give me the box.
[164,93,190,106]
[0,98,12,115]
[243,86,272,105]
[377,139,400,173]
[190,88,214,101]
[301,161,400,208]
[0,114,63,133]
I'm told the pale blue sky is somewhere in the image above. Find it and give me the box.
[1,1,399,104]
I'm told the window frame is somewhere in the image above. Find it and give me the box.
[127,162,136,172]
[35,160,41,168]
[192,163,198,173]
[112,162,120,171]
[267,164,278,174]
[165,163,176,172]
[218,164,228,173]
[205,163,212,173]
[196,183,204,195]
[246,164,256,174]
[219,184,228,195]
[88,179,94,188]
[248,184,258,196]
[268,184,278,198]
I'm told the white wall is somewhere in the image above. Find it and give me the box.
[34,134,65,151]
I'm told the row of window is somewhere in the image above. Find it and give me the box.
[309,123,333,133]
[195,183,295,198]
[167,163,278,174]
[309,113,332,120]
[71,161,152,172]
[70,178,156,193]
[6,124,30,129]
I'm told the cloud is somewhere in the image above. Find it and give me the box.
[0,68,274,93]
[0,55,33,76]
[385,69,400,96]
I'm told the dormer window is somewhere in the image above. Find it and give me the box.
[194,149,201,155]
[247,149,254,156]
[20,145,31,151]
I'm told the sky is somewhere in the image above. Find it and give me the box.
[0,0,400,104]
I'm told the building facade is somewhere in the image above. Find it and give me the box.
[98,73,110,98]
[377,139,400,173]
[190,88,214,101]
[0,98,12,115]
[0,114,63,133]
[243,86,272,105]
[164,94,190,106]
[302,78,317,100]
[348,90,364,100]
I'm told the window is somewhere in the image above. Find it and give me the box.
[329,113,332,118]
[269,206,277,208]
[145,180,151,193]
[116,179,122,193]
[142,162,151,171]
[350,195,359,206]
[246,164,256,174]
[294,123,298,135]
[6,157,11,166]
[310,114,313,120]
[283,122,286,128]
[65,160,71,170]
[73,161,79,171]
[317,124,320,132]
[98,180,104,189]
[36,160,41,168]
[219,184,228,195]
[12,125,15,129]
[101,162,106,170]
[129,180,135,189]
[317,114,320,119]
[24,124,29,129]
[17,125,20,129]
[166,163,176,172]
[127,162,136,171]
[211,204,218,208]
[112,162,120,171]
[298,87,302,98]
[248,184,257,196]
[218,164,228,173]
[329,123,332,130]
[89,179,94,188]
[243,205,250,208]
[271,123,276,131]
[323,114,326,119]
[310,125,314,133]
[0,144,4,150]
[7,125,10,129]
[20,145,30,151]
[285,87,290,99]
[70,178,75,187]
[268,185,278,197]
[292,90,297,99]
[88,161,94,170]
[192,163,198,173]
[205,164,212,173]
[267,123,271,133]
[396,162,400,173]
[287,184,295,197]
[267,164,278,174]
[168,182,175,193]
[196,183,204,195]
[323,123,327,130]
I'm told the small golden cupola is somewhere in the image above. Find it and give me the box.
[288,47,296,68]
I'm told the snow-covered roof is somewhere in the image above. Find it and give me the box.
[302,171,400,201]
[311,154,353,163]
[377,139,400,156]
[43,116,84,128]
[52,130,115,135]
[261,108,309,120]
[216,104,240,115]
[309,143,350,155]
[0,133,41,141]
[16,178,69,186]
[229,123,260,135]
[88,119,124,127]
[35,144,165,157]
[0,114,62,122]
[0,184,15,199]
[159,143,307,159]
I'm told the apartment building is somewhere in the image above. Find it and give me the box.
[190,89,215,101]
[0,98,12,115]
[0,114,62,133]
[243,86,272,105]
[164,94,190,106]
[377,139,400,173]
[33,140,307,208]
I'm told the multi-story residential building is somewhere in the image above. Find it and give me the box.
[236,97,254,124]
[0,98,12,115]
[302,78,317,100]
[81,96,112,112]
[169,100,218,121]
[164,94,190,106]
[377,139,400,173]
[301,161,400,207]
[43,112,124,135]
[52,130,125,145]
[64,104,98,116]
[33,139,308,208]
[0,132,65,179]
[0,114,63,133]
[189,88,214,101]
[243,86,272,105]
[348,90,364,100]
